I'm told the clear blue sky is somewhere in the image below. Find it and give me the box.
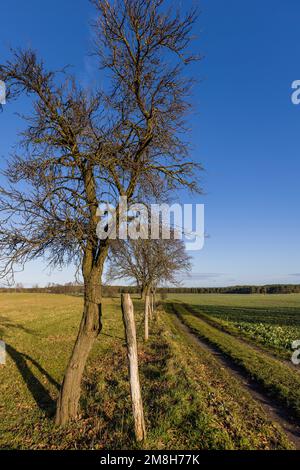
[1,0,300,287]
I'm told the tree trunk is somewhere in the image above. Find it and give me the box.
[144,293,150,341]
[121,294,146,442]
[55,272,102,426]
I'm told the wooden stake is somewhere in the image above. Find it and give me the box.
[151,292,154,317]
[121,293,146,442]
[144,294,150,341]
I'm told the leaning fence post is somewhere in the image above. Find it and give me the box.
[121,293,146,442]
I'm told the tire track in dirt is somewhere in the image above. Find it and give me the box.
[170,305,300,450]
[181,302,300,372]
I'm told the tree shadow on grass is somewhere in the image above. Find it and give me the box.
[0,315,35,337]
[6,344,59,417]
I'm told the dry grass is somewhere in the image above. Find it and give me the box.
[0,293,293,450]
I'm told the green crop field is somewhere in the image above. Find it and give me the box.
[1,293,297,450]
[167,294,300,429]
[168,294,300,359]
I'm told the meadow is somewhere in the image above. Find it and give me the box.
[0,292,299,450]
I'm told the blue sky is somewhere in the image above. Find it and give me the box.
[1,0,300,287]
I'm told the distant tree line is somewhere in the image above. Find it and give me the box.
[1,283,300,295]
[157,284,300,294]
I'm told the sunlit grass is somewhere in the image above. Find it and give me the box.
[0,293,293,449]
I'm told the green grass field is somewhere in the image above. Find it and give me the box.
[0,293,298,450]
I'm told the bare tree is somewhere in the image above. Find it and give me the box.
[107,234,192,340]
[0,0,200,424]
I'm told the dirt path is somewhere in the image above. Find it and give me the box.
[182,303,300,372]
[170,309,300,450]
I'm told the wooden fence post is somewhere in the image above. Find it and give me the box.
[144,294,150,341]
[121,293,146,442]
[148,293,153,321]
[151,291,154,317]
